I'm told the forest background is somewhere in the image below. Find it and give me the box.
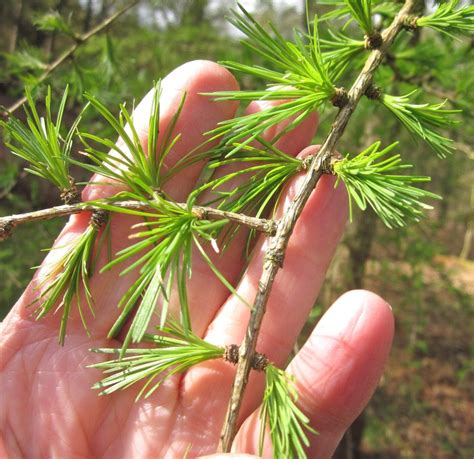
[0,0,472,457]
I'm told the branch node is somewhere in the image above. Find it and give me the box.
[402,14,419,31]
[364,32,383,50]
[265,248,284,268]
[266,220,278,236]
[299,155,314,172]
[90,209,109,229]
[224,344,240,365]
[193,207,208,220]
[251,352,269,372]
[321,155,339,175]
[223,344,269,372]
[60,179,81,204]
[0,221,13,241]
[365,83,383,100]
[331,87,349,108]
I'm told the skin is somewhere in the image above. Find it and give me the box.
[0,61,394,459]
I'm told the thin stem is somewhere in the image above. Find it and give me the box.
[220,0,418,451]
[0,200,277,240]
[2,0,139,117]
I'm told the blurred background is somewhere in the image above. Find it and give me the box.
[0,1,472,457]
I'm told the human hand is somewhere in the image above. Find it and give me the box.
[0,61,394,458]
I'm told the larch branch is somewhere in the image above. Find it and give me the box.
[0,200,277,241]
[220,0,419,450]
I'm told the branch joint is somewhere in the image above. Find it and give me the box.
[224,344,269,372]
[264,248,284,268]
[192,207,208,220]
[364,32,383,50]
[331,87,349,109]
[402,14,419,31]
[365,83,383,100]
[60,178,81,204]
[90,209,109,229]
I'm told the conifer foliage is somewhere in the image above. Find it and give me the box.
[1,0,471,457]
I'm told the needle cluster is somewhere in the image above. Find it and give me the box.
[320,30,365,74]
[198,138,303,252]
[343,0,375,35]
[332,141,441,228]
[0,86,81,201]
[79,81,184,197]
[33,220,108,344]
[414,0,474,38]
[34,11,76,39]
[259,364,316,458]
[378,90,460,158]
[96,196,229,351]
[207,4,337,147]
[90,323,224,399]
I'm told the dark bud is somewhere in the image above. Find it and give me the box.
[223,344,270,372]
[364,32,383,50]
[91,209,109,229]
[224,344,240,365]
[60,177,81,204]
[365,84,383,101]
[252,352,269,372]
[0,221,13,241]
[331,87,349,108]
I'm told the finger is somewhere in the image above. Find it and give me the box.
[178,151,347,428]
[9,60,239,336]
[232,290,394,458]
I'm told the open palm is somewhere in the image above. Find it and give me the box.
[0,61,394,458]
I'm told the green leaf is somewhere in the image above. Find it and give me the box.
[416,0,474,38]
[97,197,196,347]
[1,86,82,194]
[33,11,75,38]
[343,0,374,35]
[77,81,185,200]
[205,4,335,146]
[259,364,317,459]
[89,323,224,400]
[31,223,101,344]
[379,91,460,158]
[332,141,442,228]
[195,139,301,252]
[320,30,365,74]
[90,195,236,351]
[319,0,397,25]
[3,47,47,75]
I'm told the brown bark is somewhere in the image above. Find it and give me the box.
[0,200,277,241]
